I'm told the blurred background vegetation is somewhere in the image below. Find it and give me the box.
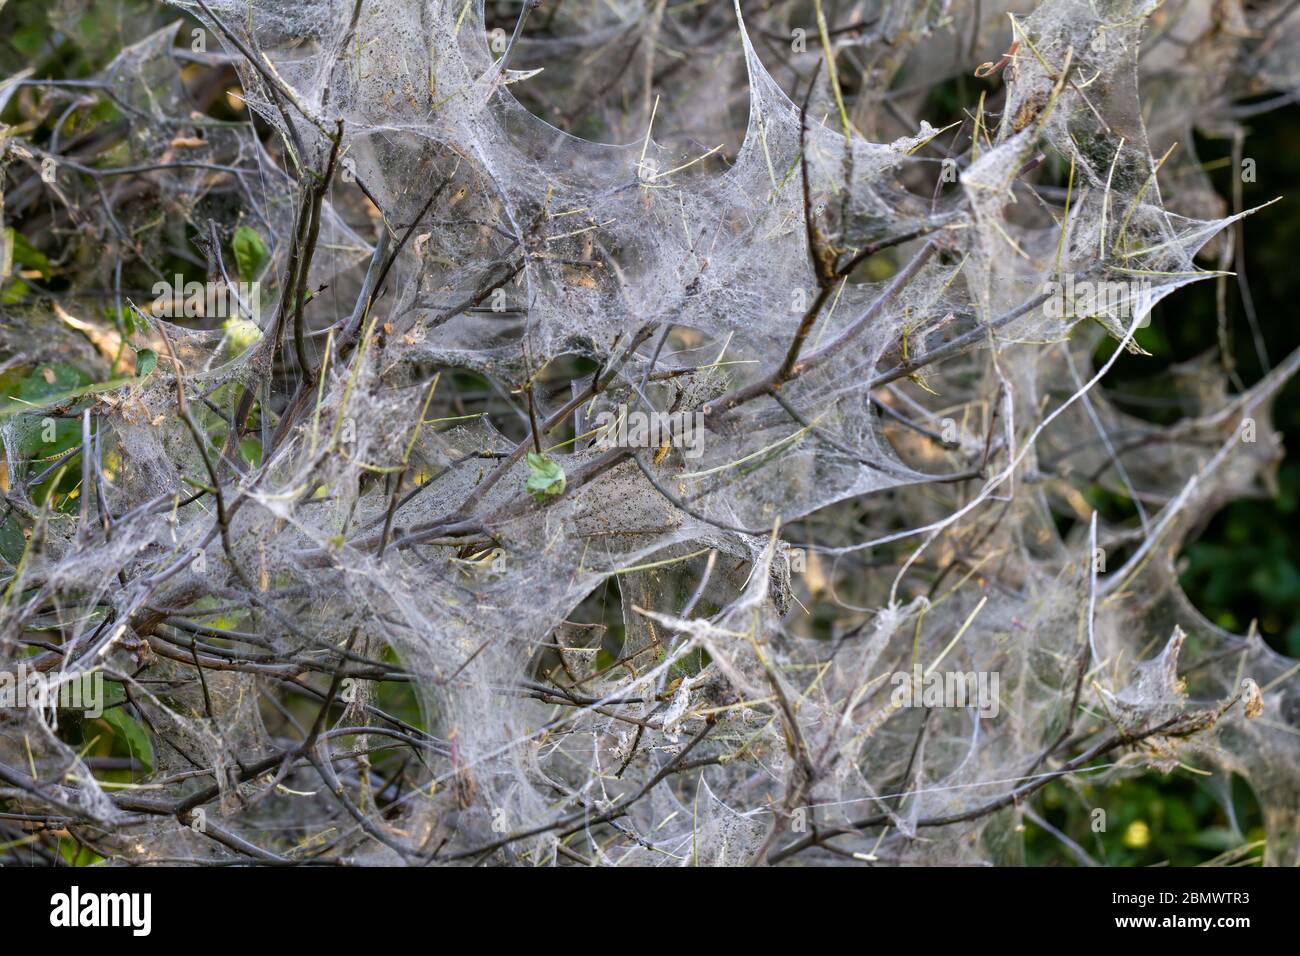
[1,0,1293,865]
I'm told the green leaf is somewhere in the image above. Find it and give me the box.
[0,514,27,566]
[1,277,31,305]
[134,348,158,379]
[101,707,154,773]
[0,362,93,459]
[12,21,48,58]
[232,226,270,283]
[222,316,262,358]
[525,451,566,500]
[4,228,52,279]
[239,435,263,467]
[117,304,151,340]
[10,363,89,403]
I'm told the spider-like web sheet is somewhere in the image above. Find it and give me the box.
[0,0,1297,865]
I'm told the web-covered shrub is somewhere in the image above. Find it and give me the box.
[0,0,1296,866]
